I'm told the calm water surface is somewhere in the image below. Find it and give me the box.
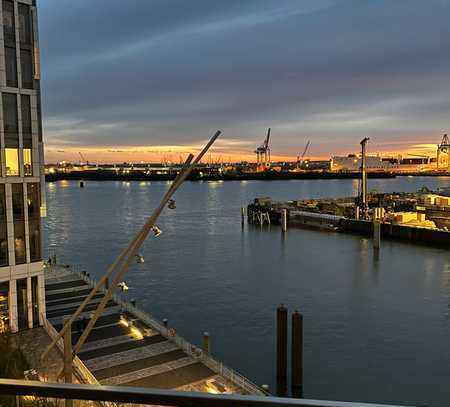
[43,177,450,406]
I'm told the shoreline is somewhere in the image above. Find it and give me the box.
[45,171,450,182]
[46,171,400,182]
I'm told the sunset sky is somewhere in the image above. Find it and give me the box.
[39,0,450,163]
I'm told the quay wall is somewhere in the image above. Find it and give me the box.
[341,219,450,247]
[247,205,449,248]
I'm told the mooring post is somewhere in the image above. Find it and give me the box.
[281,209,287,232]
[241,207,245,226]
[291,310,303,398]
[203,331,210,354]
[63,318,73,407]
[163,318,168,328]
[277,304,288,379]
[373,219,381,251]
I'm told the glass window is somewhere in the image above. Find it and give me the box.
[2,0,15,43]
[21,94,32,145]
[31,276,38,327]
[27,184,40,262]
[5,46,18,87]
[26,183,40,219]
[24,149,32,176]
[12,184,26,265]
[0,185,7,267]
[20,49,34,89]
[0,282,9,332]
[29,219,40,262]
[3,93,18,146]
[5,148,19,176]
[17,278,28,330]
[18,4,32,45]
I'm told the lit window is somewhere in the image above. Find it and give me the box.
[5,148,19,176]
[0,282,9,333]
[24,149,32,176]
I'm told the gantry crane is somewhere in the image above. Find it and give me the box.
[78,152,88,166]
[296,141,311,169]
[437,134,450,171]
[255,128,271,171]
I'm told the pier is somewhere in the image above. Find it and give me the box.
[43,264,264,395]
[247,197,450,248]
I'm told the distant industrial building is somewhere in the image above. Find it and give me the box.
[330,154,440,173]
[330,155,392,172]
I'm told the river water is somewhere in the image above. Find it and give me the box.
[43,176,450,406]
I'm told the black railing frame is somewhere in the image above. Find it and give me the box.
[0,379,413,407]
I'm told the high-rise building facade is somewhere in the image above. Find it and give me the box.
[0,0,45,333]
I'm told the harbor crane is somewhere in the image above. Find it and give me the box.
[255,128,271,171]
[78,152,88,166]
[296,141,311,169]
[359,137,370,220]
[437,134,450,171]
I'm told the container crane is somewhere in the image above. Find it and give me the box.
[437,134,450,171]
[296,141,311,169]
[255,128,271,171]
[78,152,88,166]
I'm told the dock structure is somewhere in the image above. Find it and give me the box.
[44,265,264,395]
[247,197,450,248]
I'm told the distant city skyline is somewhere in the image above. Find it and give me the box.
[39,0,450,163]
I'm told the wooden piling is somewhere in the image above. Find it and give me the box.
[203,331,210,354]
[277,304,288,380]
[241,207,245,225]
[291,310,303,397]
[63,318,73,407]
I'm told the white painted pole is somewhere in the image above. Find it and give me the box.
[281,209,287,232]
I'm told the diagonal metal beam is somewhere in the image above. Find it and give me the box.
[49,131,220,376]
[42,151,195,361]
[71,131,220,357]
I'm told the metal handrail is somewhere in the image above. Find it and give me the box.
[0,379,413,407]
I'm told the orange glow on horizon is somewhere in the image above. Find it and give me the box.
[44,141,440,164]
